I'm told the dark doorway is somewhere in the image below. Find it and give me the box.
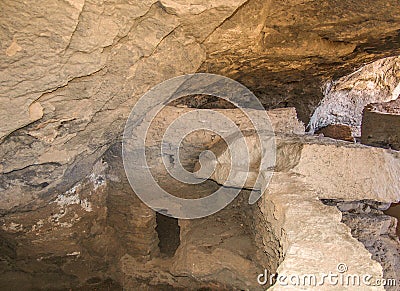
[155,212,180,256]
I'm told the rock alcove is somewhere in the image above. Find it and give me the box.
[1,0,400,290]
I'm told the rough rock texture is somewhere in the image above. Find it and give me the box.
[145,106,304,147]
[0,107,302,289]
[2,0,400,289]
[144,105,304,177]
[316,124,354,142]
[265,174,385,291]
[309,56,400,136]
[120,188,271,290]
[0,143,159,289]
[2,0,400,219]
[200,131,400,290]
[361,99,400,150]
[200,133,400,203]
[0,140,271,290]
[169,190,266,290]
[367,98,400,114]
[2,106,400,289]
[0,105,303,213]
[0,0,218,216]
[322,200,400,291]
[200,1,400,122]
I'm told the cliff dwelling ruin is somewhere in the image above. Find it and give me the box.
[1,0,400,290]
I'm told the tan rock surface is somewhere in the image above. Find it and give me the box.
[362,99,400,151]
[264,174,385,291]
[199,133,400,203]
[1,0,400,216]
[309,56,400,135]
[1,1,400,289]
[0,0,242,213]
[199,133,400,289]
[0,105,303,212]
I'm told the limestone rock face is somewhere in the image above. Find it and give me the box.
[2,0,400,289]
[0,0,234,214]
[199,133,400,203]
[309,56,400,135]
[0,105,302,288]
[0,143,159,289]
[0,105,303,213]
[201,133,400,290]
[263,174,385,291]
[323,200,400,291]
[286,137,400,203]
[1,0,400,218]
[200,1,400,122]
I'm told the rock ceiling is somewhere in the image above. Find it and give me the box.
[1,0,400,212]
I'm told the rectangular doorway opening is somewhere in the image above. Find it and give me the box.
[155,212,180,256]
